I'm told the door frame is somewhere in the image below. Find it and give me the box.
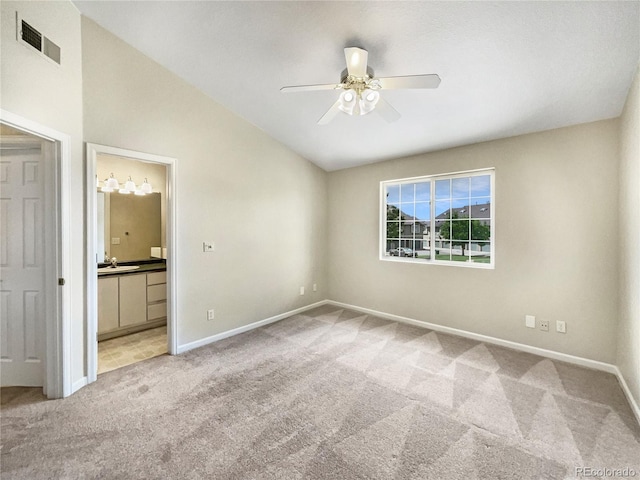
[0,109,72,399]
[86,143,177,384]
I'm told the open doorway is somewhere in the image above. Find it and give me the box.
[96,154,167,374]
[86,144,176,384]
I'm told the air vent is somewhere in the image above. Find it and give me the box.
[43,37,61,64]
[21,20,41,51]
[16,13,61,65]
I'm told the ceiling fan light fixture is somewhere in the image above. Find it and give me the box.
[281,46,440,125]
[350,51,360,67]
[338,89,357,115]
[359,89,380,115]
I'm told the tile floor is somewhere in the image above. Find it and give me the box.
[98,326,167,374]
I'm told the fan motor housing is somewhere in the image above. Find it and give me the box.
[340,66,375,83]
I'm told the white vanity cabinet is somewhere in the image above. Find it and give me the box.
[98,270,167,338]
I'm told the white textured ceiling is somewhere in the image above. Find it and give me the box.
[74,1,639,171]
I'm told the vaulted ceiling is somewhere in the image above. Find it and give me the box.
[74,1,640,171]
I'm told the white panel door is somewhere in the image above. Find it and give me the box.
[0,136,52,387]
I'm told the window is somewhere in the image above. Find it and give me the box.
[381,169,494,268]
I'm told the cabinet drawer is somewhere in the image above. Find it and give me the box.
[147,302,167,321]
[147,283,167,303]
[147,271,166,286]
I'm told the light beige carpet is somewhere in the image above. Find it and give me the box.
[2,305,639,479]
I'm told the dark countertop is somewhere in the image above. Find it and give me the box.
[97,260,166,277]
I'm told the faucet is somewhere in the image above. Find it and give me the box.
[110,257,117,268]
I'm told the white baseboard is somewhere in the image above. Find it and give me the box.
[613,366,640,425]
[326,300,618,374]
[176,300,329,354]
[71,376,87,394]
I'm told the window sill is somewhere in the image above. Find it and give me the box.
[379,255,494,269]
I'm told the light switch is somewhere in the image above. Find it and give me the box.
[111,237,120,245]
[525,315,535,328]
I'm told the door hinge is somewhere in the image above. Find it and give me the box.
[58,278,65,286]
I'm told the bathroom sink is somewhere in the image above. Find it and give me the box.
[97,265,140,273]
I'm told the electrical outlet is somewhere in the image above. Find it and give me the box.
[540,320,549,332]
[556,320,566,333]
[207,309,214,321]
[299,286,305,295]
[525,315,536,328]
[203,242,214,252]
[313,283,317,292]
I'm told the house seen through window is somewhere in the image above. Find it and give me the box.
[382,169,494,268]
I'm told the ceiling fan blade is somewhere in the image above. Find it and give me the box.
[344,47,368,78]
[317,100,342,125]
[375,96,401,123]
[377,74,441,90]
[281,83,341,93]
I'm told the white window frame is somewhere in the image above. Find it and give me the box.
[379,168,495,269]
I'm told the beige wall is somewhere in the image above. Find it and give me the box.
[81,17,328,347]
[617,64,640,407]
[328,120,619,363]
[0,2,85,386]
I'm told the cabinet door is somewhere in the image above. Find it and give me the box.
[98,277,119,333]
[119,274,147,327]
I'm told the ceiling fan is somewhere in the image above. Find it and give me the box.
[280,47,441,125]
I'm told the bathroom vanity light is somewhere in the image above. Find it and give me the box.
[124,176,136,192]
[100,174,152,195]
[134,178,152,196]
[140,178,152,194]
[106,173,119,189]
[101,173,118,192]
[117,176,136,194]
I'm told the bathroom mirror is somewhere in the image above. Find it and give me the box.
[98,190,162,262]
